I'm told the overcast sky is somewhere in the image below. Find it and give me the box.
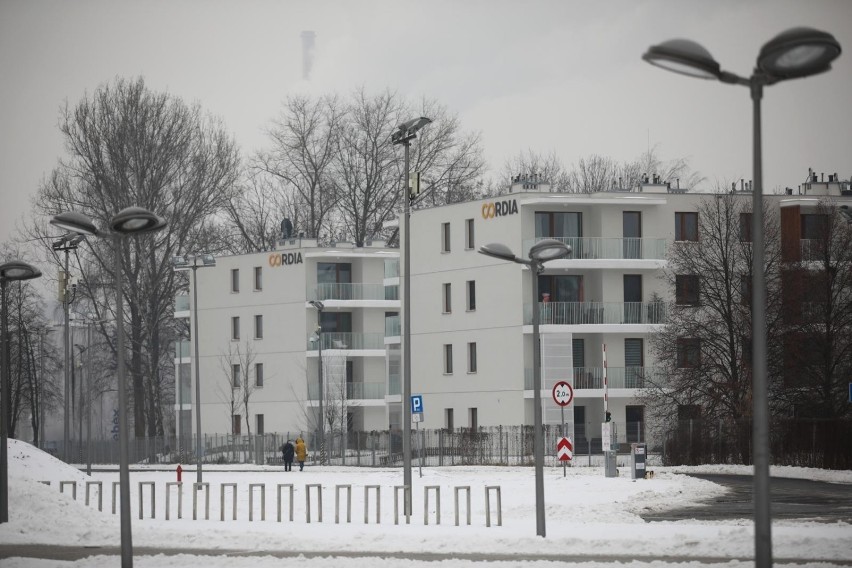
[1,0,850,247]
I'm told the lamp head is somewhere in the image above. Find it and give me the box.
[0,260,42,282]
[171,256,188,267]
[396,116,432,135]
[478,242,517,263]
[529,239,572,262]
[50,211,99,236]
[110,207,167,235]
[758,27,841,79]
[308,300,325,311]
[643,38,721,80]
[201,254,216,266]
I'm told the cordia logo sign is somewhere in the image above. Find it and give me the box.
[268,252,304,267]
[481,199,519,220]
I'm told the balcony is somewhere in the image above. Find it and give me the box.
[524,302,667,326]
[384,259,400,279]
[307,381,386,401]
[385,315,400,337]
[523,237,667,261]
[311,283,389,301]
[174,340,191,359]
[306,332,386,351]
[524,367,664,390]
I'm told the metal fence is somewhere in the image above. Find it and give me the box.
[43,418,851,470]
[660,418,852,470]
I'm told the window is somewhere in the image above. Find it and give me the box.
[445,408,454,431]
[443,344,453,374]
[231,317,240,340]
[674,212,698,242]
[675,275,700,305]
[676,338,701,368]
[317,263,353,299]
[624,339,644,388]
[231,269,240,293]
[623,211,642,259]
[254,315,263,339]
[441,222,451,252]
[255,414,264,435]
[468,407,478,430]
[467,342,477,373]
[739,213,752,242]
[535,212,582,239]
[320,311,352,333]
[232,414,241,434]
[232,364,241,388]
[442,283,452,313]
[465,218,474,249]
[254,266,262,291]
[801,214,828,240]
[678,405,701,420]
[466,280,476,311]
[740,274,752,306]
[626,405,645,443]
[255,363,264,387]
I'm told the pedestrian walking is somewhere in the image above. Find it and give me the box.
[295,437,307,471]
[282,440,295,472]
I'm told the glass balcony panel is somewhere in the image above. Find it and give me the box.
[385,315,400,337]
[174,295,190,312]
[384,259,400,279]
[312,283,388,301]
[526,302,668,325]
[306,332,386,350]
[523,237,667,260]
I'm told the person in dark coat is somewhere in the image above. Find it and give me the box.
[282,440,295,472]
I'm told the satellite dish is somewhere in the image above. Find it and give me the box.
[281,218,293,239]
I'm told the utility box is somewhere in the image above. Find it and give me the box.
[630,443,647,480]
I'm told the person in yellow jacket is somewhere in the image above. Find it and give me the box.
[295,437,307,471]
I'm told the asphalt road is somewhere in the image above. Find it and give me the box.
[642,473,852,523]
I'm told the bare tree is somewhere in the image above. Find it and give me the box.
[646,189,783,461]
[218,340,257,440]
[500,150,571,192]
[27,77,241,438]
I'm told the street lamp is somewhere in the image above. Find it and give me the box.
[391,115,431,512]
[171,253,216,483]
[643,27,841,567]
[51,207,167,568]
[479,239,571,538]
[308,300,325,464]
[0,261,41,524]
[52,232,85,463]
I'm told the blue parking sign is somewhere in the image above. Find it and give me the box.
[411,395,423,414]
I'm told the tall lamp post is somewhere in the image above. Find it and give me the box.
[308,300,325,464]
[172,254,216,483]
[0,261,42,524]
[479,239,571,538]
[643,27,841,567]
[391,116,431,512]
[52,233,84,462]
[52,207,167,568]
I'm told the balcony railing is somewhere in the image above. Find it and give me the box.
[388,373,401,396]
[524,367,664,390]
[801,239,827,262]
[312,283,389,301]
[307,381,386,401]
[174,295,190,312]
[385,315,400,337]
[174,340,191,358]
[385,259,400,279]
[524,302,667,325]
[306,332,386,351]
[523,237,667,260]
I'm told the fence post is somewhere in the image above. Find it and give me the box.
[305,483,322,523]
[335,484,352,524]
[485,485,502,527]
[85,481,103,511]
[220,483,238,521]
[393,485,410,525]
[192,482,210,520]
[249,483,266,521]
[59,481,77,500]
[454,486,471,526]
[424,485,440,525]
[138,481,155,519]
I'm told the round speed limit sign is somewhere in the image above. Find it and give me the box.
[552,381,574,407]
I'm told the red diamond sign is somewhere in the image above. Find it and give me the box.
[557,436,573,461]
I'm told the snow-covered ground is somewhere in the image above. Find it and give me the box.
[1,439,850,567]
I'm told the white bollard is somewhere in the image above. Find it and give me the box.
[85,481,103,511]
[485,485,502,527]
[364,485,380,524]
[393,485,411,525]
[335,484,352,524]
[249,483,266,521]
[454,485,471,526]
[220,483,238,521]
[192,482,210,520]
[276,484,294,522]
[165,482,183,520]
[305,484,322,523]
[424,485,440,525]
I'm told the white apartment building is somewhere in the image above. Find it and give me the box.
[176,170,851,451]
[175,238,400,440]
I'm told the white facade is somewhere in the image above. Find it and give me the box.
[175,239,400,438]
